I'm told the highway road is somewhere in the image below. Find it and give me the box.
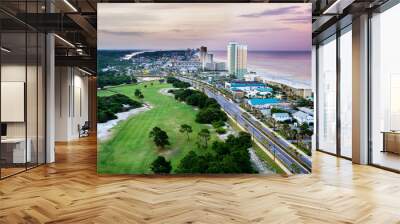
[180,77,311,174]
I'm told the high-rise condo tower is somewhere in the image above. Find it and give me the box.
[227,42,247,79]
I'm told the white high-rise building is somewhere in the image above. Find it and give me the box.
[200,46,207,70]
[227,42,247,79]
[204,53,214,70]
[206,53,213,64]
[215,62,226,71]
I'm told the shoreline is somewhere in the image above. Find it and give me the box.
[121,50,311,89]
[213,56,311,89]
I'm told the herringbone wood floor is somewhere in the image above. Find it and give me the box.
[1,136,400,224]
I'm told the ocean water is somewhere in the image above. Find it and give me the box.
[212,51,311,89]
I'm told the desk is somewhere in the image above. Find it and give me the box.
[382,131,400,154]
[1,138,31,163]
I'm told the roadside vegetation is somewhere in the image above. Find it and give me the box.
[252,144,285,174]
[176,132,255,174]
[166,76,191,88]
[172,88,227,124]
[98,71,137,89]
[227,118,284,174]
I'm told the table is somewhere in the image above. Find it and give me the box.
[382,131,400,154]
[1,138,31,164]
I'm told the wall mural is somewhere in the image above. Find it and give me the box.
[97,3,312,175]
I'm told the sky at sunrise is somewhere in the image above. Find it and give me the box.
[98,3,311,51]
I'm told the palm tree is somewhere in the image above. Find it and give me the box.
[198,129,211,148]
[179,124,192,140]
[291,129,299,143]
[281,124,291,138]
[269,117,278,130]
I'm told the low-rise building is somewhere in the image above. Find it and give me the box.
[298,107,314,116]
[225,81,265,91]
[260,109,271,117]
[248,98,281,109]
[215,62,226,71]
[272,113,291,122]
[231,88,245,98]
[293,88,313,99]
[245,87,273,98]
[292,111,314,125]
[244,73,259,81]
[205,62,215,71]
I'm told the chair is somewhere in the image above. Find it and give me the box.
[78,121,90,138]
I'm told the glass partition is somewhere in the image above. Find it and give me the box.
[1,31,28,177]
[0,3,46,179]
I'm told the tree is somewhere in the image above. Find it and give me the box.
[138,93,144,100]
[296,98,313,107]
[134,89,141,97]
[281,123,291,138]
[212,141,230,155]
[195,107,227,124]
[151,156,172,174]
[198,129,211,148]
[149,127,170,149]
[176,151,213,173]
[177,132,255,174]
[290,129,298,143]
[299,123,313,139]
[179,124,192,140]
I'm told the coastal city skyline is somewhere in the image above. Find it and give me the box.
[98,3,311,51]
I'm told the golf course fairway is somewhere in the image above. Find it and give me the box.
[97,82,219,174]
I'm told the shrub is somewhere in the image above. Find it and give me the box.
[151,156,172,174]
[216,127,226,134]
[212,120,225,128]
[166,77,191,88]
[97,94,142,123]
[176,132,255,174]
[196,107,227,124]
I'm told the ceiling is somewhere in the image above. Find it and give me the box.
[0,0,393,74]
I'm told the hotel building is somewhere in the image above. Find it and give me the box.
[199,46,207,71]
[227,42,247,79]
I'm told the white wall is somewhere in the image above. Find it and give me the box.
[1,63,46,164]
[55,67,89,141]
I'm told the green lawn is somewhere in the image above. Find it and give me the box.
[97,82,219,174]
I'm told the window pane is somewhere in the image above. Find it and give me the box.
[371,3,400,171]
[340,29,352,158]
[318,36,337,154]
